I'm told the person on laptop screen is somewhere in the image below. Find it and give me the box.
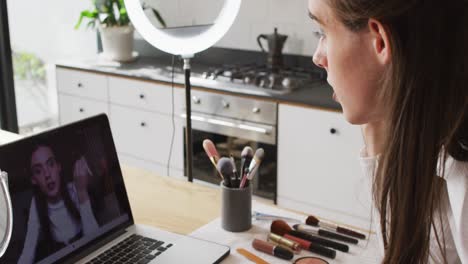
[18,142,99,263]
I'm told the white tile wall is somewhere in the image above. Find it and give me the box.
[143,0,320,56]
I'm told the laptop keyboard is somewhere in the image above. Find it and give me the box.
[87,234,173,264]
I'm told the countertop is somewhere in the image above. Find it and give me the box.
[56,56,341,111]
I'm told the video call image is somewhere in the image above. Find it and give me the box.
[0,123,130,263]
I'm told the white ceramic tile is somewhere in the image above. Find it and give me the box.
[269,0,309,23]
[144,0,181,27]
[178,0,224,26]
[238,0,270,22]
[216,19,252,50]
[141,0,315,56]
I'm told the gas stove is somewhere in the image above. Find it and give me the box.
[200,64,326,94]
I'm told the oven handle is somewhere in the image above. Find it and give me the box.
[180,114,273,135]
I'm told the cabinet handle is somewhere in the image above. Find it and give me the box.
[77,82,83,88]
[140,122,147,127]
[79,108,84,113]
[330,128,337,134]
[139,94,145,99]
[222,100,230,109]
[252,107,261,114]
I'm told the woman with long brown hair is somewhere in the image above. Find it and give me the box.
[18,142,99,263]
[308,0,467,263]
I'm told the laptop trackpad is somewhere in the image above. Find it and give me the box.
[154,236,230,264]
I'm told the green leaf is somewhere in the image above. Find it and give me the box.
[75,10,98,29]
[119,8,129,26]
[151,8,166,28]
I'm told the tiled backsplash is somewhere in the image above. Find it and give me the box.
[141,0,319,56]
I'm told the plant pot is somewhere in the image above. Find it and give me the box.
[98,25,134,62]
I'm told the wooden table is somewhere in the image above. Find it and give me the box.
[121,165,373,237]
[121,165,222,235]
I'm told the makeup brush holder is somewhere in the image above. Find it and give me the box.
[221,184,252,232]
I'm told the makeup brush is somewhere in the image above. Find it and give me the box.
[293,224,359,244]
[271,220,349,252]
[217,157,233,187]
[252,239,293,261]
[236,248,269,264]
[229,154,239,179]
[268,233,302,254]
[252,211,301,223]
[282,233,336,259]
[306,215,366,240]
[203,139,220,167]
[240,148,264,188]
[240,146,253,180]
[241,146,253,174]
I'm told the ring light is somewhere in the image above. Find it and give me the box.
[125,0,241,57]
[125,0,242,182]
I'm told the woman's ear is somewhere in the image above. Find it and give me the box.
[368,18,391,65]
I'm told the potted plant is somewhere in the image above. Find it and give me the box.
[75,0,166,62]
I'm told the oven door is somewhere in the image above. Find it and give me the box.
[183,113,277,201]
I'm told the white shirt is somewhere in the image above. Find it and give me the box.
[359,149,468,263]
[18,183,99,264]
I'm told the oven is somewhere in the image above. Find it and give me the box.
[182,90,277,201]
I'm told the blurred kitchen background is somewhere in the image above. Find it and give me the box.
[6,0,319,134]
[1,0,371,226]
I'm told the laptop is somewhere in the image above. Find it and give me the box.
[0,114,230,264]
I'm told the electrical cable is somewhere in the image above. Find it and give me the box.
[166,55,176,177]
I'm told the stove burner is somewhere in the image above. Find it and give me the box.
[201,64,325,92]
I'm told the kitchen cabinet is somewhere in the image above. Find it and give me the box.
[277,104,371,225]
[56,67,185,178]
[56,68,108,100]
[109,104,184,171]
[58,94,109,124]
[108,76,182,114]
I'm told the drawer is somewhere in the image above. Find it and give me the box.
[190,90,277,125]
[56,68,108,101]
[109,76,183,114]
[59,94,109,125]
[109,105,184,169]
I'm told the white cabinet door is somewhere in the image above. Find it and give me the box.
[56,68,108,101]
[58,94,109,125]
[277,104,370,223]
[108,76,185,115]
[109,105,184,175]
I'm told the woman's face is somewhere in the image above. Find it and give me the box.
[309,0,388,124]
[30,146,62,201]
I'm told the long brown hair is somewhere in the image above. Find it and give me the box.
[327,0,468,263]
[29,143,81,247]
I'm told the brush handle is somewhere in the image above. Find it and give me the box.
[308,243,336,259]
[290,230,349,252]
[318,229,359,244]
[337,226,366,239]
[239,174,248,188]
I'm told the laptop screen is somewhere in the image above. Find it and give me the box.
[0,114,133,264]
